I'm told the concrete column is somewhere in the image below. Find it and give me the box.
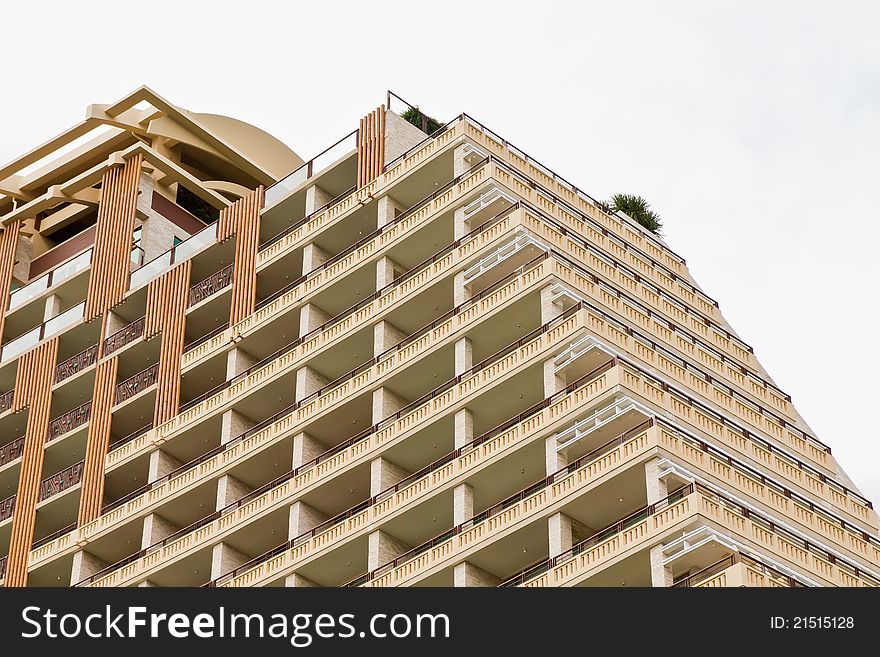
[141,513,179,549]
[370,456,411,497]
[43,294,62,322]
[548,512,590,558]
[453,483,473,525]
[216,474,253,511]
[454,408,474,449]
[289,501,329,541]
[371,387,406,424]
[453,143,471,178]
[453,206,469,241]
[211,543,250,580]
[104,310,126,337]
[285,573,318,587]
[148,449,182,483]
[540,285,563,324]
[453,562,499,587]
[645,458,669,504]
[453,270,471,307]
[305,184,333,216]
[295,366,328,402]
[377,195,404,229]
[221,409,255,445]
[543,359,564,398]
[69,550,107,585]
[367,530,410,572]
[373,320,406,355]
[454,337,472,376]
[650,543,673,587]
[292,432,325,470]
[302,242,330,275]
[545,435,567,476]
[300,302,329,335]
[226,347,256,379]
[376,255,402,290]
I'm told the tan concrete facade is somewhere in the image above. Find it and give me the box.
[0,91,878,590]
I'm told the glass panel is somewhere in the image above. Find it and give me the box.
[265,167,308,207]
[172,223,217,262]
[8,274,49,310]
[311,131,357,175]
[44,302,85,336]
[1,327,41,362]
[129,251,172,290]
[52,249,92,283]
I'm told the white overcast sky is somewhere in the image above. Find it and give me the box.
[2,1,879,503]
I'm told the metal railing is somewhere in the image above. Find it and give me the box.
[46,401,92,442]
[0,390,12,414]
[0,436,24,467]
[38,460,84,501]
[103,317,146,356]
[115,364,159,405]
[54,344,98,384]
[188,264,234,307]
[0,494,14,521]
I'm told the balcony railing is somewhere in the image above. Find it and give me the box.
[672,552,805,588]
[39,460,84,501]
[7,248,92,312]
[54,344,98,384]
[0,555,6,581]
[0,436,25,467]
[129,224,217,291]
[0,389,12,414]
[0,494,15,522]
[264,129,358,208]
[108,422,153,451]
[46,401,92,442]
[188,264,233,307]
[32,522,77,550]
[102,316,145,356]
[115,364,159,405]
[0,301,85,363]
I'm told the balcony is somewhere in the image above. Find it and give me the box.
[46,401,92,442]
[103,316,145,357]
[115,364,159,405]
[7,249,92,313]
[54,344,98,384]
[38,460,84,502]
[0,436,24,467]
[0,301,85,363]
[672,552,805,588]
[188,264,233,307]
[129,224,217,292]
[264,130,358,209]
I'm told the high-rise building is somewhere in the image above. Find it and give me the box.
[0,88,877,589]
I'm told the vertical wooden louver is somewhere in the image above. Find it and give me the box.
[217,186,264,327]
[84,153,143,322]
[357,106,385,188]
[5,338,59,586]
[76,356,119,526]
[0,219,22,340]
[145,260,191,426]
